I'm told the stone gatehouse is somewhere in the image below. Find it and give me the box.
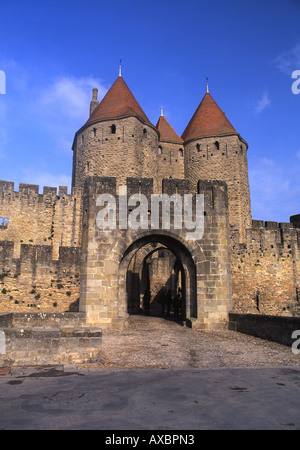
[0,71,299,329]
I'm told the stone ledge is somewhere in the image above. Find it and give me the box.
[229,312,300,347]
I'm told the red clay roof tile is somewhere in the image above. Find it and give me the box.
[156,115,183,143]
[86,76,152,126]
[181,92,236,141]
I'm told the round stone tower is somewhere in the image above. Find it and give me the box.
[182,86,252,241]
[71,73,160,193]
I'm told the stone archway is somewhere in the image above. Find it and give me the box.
[118,232,199,324]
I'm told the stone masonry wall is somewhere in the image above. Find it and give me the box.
[231,220,300,316]
[157,141,184,189]
[0,241,81,313]
[79,176,232,330]
[72,116,161,193]
[0,181,83,260]
[184,134,252,242]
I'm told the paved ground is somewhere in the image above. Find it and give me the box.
[0,313,299,430]
[99,313,299,369]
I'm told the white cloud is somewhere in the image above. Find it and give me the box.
[31,76,108,153]
[36,76,107,122]
[254,91,271,114]
[273,43,300,75]
[19,169,72,193]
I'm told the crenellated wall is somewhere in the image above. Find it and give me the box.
[231,219,300,316]
[0,180,83,259]
[0,241,81,312]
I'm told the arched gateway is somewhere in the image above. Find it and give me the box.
[79,176,232,330]
[119,233,198,321]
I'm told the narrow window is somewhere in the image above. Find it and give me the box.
[215,141,220,150]
[81,135,84,144]
[179,148,183,157]
[143,128,147,134]
[158,146,162,155]
[196,143,201,152]
[93,128,97,137]
[111,124,116,134]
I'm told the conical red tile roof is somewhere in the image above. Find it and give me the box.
[182,92,236,141]
[86,76,152,126]
[156,114,183,143]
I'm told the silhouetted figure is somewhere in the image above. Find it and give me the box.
[143,289,151,315]
[173,294,180,318]
[166,290,172,317]
[160,289,167,317]
[177,288,183,318]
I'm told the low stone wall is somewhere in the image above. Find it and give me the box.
[0,312,102,366]
[229,312,300,347]
[0,312,86,328]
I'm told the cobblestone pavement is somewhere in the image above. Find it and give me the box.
[1,312,300,430]
[98,312,300,369]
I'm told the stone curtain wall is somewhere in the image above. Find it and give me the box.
[0,181,83,260]
[0,241,81,312]
[231,220,300,316]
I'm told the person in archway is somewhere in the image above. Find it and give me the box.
[177,287,183,318]
[160,288,167,317]
[143,289,151,315]
[166,290,172,317]
[173,292,181,319]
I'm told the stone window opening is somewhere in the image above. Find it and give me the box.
[158,146,162,155]
[143,128,147,134]
[0,217,8,229]
[81,135,84,144]
[111,124,116,134]
[179,148,183,157]
[93,128,97,137]
[215,141,220,150]
[196,143,201,152]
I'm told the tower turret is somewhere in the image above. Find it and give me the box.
[155,109,184,183]
[71,74,159,192]
[182,89,252,241]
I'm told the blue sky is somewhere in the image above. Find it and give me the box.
[0,0,299,222]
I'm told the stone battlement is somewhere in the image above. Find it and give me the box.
[0,180,71,203]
